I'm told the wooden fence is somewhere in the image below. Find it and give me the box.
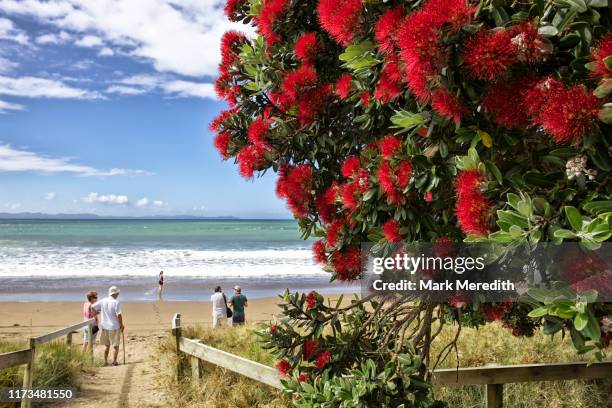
[0,318,95,408]
[172,313,612,408]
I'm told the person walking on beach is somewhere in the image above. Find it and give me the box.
[92,286,125,366]
[157,271,164,300]
[82,291,99,353]
[229,286,248,326]
[211,286,228,328]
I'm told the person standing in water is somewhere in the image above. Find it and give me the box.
[157,271,164,300]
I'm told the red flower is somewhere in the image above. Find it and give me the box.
[534,84,601,144]
[374,56,404,103]
[313,240,327,264]
[282,65,318,104]
[425,191,433,202]
[315,185,339,224]
[258,0,290,46]
[335,74,353,99]
[483,77,536,129]
[315,351,331,369]
[382,219,402,242]
[209,108,236,132]
[303,339,319,359]
[377,160,410,205]
[590,34,612,80]
[298,84,333,125]
[224,0,245,21]
[483,303,510,321]
[331,246,361,281]
[277,359,291,376]
[360,91,371,108]
[379,135,402,158]
[270,324,277,334]
[237,144,269,179]
[317,0,363,45]
[431,88,467,125]
[449,292,470,309]
[326,219,344,247]
[396,161,412,189]
[295,32,320,63]
[298,373,309,382]
[374,7,405,53]
[306,291,317,309]
[340,182,360,211]
[220,31,246,70]
[510,22,550,64]
[247,117,271,146]
[454,170,491,236]
[463,29,516,81]
[522,77,564,117]
[213,132,231,159]
[341,156,361,178]
[276,164,313,217]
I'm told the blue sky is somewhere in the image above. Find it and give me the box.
[0,0,290,218]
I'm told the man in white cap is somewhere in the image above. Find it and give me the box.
[92,286,124,366]
[229,285,248,326]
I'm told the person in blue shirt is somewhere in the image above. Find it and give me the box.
[229,286,248,326]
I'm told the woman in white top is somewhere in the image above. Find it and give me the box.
[211,286,228,328]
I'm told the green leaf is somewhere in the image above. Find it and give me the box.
[598,106,612,124]
[390,111,426,132]
[587,0,608,7]
[554,229,577,239]
[583,201,612,215]
[485,160,503,184]
[528,306,549,318]
[564,206,584,231]
[583,313,601,341]
[538,25,559,36]
[574,312,588,331]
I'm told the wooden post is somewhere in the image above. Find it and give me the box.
[87,323,94,362]
[190,356,201,385]
[66,332,72,347]
[20,338,35,408]
[486,384,503,408]
[172,313,182,381]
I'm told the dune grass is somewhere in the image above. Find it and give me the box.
[0,340,96,391]
[158,322,611,408]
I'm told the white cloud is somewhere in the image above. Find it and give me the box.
[0,0,253,77]
[161,80,216,99]
[108,74,216,99]
[44,191,56,200]
[152,200,165,207]
[105,85,146,96]
[0,75,102,99]
[0,56,19,73]
[35,31,71,44]
[83,192,129,205]
[136,197,149,207]
[74,34,103,47]
[97,46,114,56]
[0,144,154,177]
[0,17,29,45]
[5,202,21,210]
[0,99,25,113]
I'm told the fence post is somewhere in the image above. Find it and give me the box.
[20,338,36,408]
[191,356,201,385]
[172,313,182,381]
[88,323,94,362]
[486,384,503,408]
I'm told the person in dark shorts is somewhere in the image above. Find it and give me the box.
[229,286,248,326]
[157,271,164,300]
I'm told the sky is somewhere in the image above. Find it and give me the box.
[0,0,291,219]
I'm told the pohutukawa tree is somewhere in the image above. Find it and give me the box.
[213,0,611,405]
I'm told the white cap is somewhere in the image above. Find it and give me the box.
[234,285,241,291]
[109,286,120,296]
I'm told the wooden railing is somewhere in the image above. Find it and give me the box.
[0,318,95,408]
[172,313,612,408]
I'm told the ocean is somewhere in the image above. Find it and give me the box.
[0,219,357,302]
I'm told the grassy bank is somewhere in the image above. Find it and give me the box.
[158,323,610,408]
[0,340,95,393]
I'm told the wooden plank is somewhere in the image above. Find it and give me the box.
[191,356,201,386]
[173,314,182,381]
[0,349,32,370]
[20,339,35,408]
[431,361,612,386]
[486,384,503,408]
[32,318,95,346]
[179,338,282,389]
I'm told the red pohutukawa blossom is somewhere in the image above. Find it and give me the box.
[374,56,404,103]
[315,184,340,224]
[335,73,353,99]
[454,170,491,236]
[247,118,271,146]
[483,77,536,129]
[483,302,512,322]
[277,359,291,376]
[220,31,246,69]
[425,191,433,202]
[377,160,412,205]
[431,88,467,125]
[306,291,317,309]
[510,22,550,64]
[237,144,270,179]
[326,219,344,247]
[360,91,371,108]
[382,219,402,242]
[298,84,333,125]
[521,76,564,117]
[298,373,309,382]
[295,32,320,63]
[463,29,516,81]
[341,156,361,178]
[281,65,318,103]
[331,246,361,280]
[213,133,231,159]
[258,0,290,46]
[276,165,314,217]
[313,240,327,264]
[315,351,331,369]
[224,0,245,21]
[590,34,612,80]
[341,182,360,211]
[379,135,401,158]
[534,84,601,144]
[303,339,319,359]
[374,7,405,54]
[209,108,236,132]
[317,0,363,45]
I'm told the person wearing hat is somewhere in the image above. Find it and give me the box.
[92,286,125,366]
[229,286,248,326]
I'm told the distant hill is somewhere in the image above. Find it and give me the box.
[0,212,240,220]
